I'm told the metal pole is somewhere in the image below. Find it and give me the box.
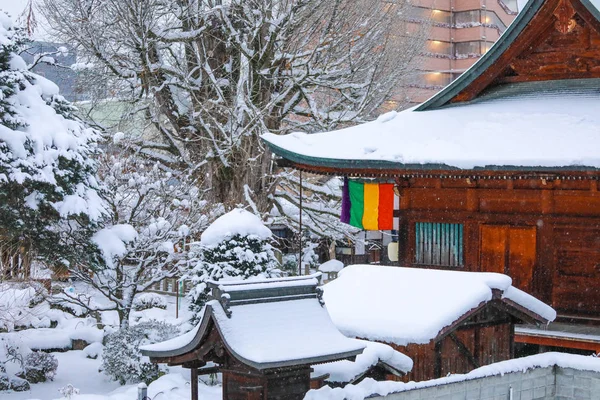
[175,279,179,319]
[298,170,303,276]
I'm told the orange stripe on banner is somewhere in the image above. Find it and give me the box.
[378,183,394,230]
[362,183,379,230]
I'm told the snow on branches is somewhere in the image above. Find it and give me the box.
[60,149,211,327]
[41,0,425,213]
[0,12,104,270]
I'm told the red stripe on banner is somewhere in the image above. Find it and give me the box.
[378,183,394,230]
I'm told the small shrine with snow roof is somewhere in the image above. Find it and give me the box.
[141,274,412,400]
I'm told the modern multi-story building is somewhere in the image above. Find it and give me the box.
[406,0,520,103]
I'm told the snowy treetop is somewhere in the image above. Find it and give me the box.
[0,12,104,220]
[262,89,600,170]
[323,265,556,346]
[200,208,272,247]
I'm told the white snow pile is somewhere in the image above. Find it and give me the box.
[323,265,556,346]
[319,260,344,273]
[83,342,104,359]
[2,312,104,351]
[312,340,413,384]
[304,352,600,400]
[47,373,221,400]
[262,91,600,170]
[200,208,272,246]
[0,282,51,332]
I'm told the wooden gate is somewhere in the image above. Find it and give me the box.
[480,225,536,293]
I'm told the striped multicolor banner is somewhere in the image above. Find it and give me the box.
[341,179,394,230]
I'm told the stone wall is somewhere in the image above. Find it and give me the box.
[371,366,600,400]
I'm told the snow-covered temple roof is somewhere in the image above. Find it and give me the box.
[262,0,600,176]
[141,274,366,370]
[322,265,556,347]
[263,85,600,173]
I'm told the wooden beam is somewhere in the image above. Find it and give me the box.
[279,160,600,180]
[449,333,480,369]
[434,301,488,342]
[515,332,600,352]
[191,368,198,400]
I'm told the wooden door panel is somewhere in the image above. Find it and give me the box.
[480,225,507,274]
[508,227,536,293]
[480,225,536,293]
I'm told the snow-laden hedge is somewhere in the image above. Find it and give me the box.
[133,293,167,311]
[102,321,179,385]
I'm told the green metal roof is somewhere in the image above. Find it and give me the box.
[416,0,600,112]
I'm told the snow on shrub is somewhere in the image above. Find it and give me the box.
[16,351,58,383]
[184,209,279,322]
[133,293,167,311]
[101,320,179,385]
[58,384,80,399]
[4,375,30,391]
[0,282,50,332]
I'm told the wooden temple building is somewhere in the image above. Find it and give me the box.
[141,274,413,399]
[262,0,600,353]
[322,265,555,381]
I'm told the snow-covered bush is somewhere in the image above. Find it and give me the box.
[101,320,179,385]
[184,209,279,322]
[58,384,80,399]
[83,342,104,359]
[133,293,167,311]
[3,375,30,391]
[16,351,58,383]
[0,359,30,391]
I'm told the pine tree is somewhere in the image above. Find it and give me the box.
[0,14,104,270]
[184,209,279,322]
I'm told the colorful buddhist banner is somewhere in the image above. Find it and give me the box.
[341,178,394,230]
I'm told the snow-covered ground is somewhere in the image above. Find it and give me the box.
[0,285,216,400]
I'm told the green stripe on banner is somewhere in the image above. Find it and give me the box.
[348,180,364,229]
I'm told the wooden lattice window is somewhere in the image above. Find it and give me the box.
[415,222,464,267]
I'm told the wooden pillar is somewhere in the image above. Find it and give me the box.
[191,368,199,400]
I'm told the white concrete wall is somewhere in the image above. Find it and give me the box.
[371,366,600,400]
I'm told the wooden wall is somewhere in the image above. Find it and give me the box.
[389,317,513,382]
[395,176,600,321]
